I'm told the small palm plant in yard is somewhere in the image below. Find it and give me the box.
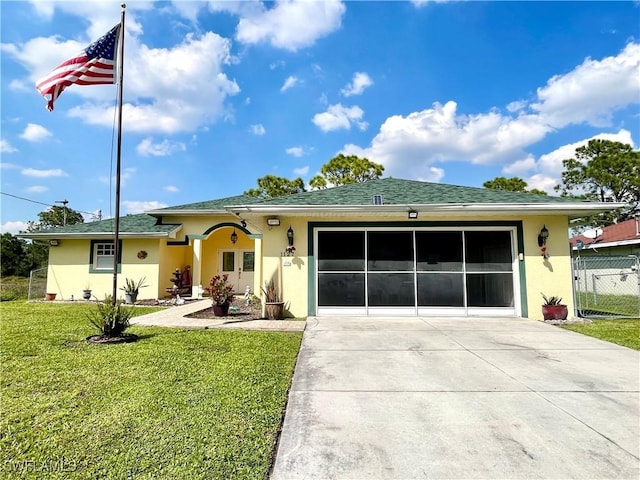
[86,295,137,343]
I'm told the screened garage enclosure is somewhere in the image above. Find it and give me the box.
[315,227,520,316]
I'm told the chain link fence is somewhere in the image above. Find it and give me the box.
[572,255,640,318]
[28,268,48,301]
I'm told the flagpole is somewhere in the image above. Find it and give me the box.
[112,3,126,305]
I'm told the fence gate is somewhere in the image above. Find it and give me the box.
[572,255,640,318]
[28,267,48,301]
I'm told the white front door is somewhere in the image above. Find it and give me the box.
[219,250,255,294]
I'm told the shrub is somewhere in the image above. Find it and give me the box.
[208,274,235,306]
[87,295,134,337]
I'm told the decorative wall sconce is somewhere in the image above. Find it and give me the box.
[267,217,280,226]
[408,209,418,219]
[287,226,294,246]
[240,219,247,228]
[230,229,238,244]
[538,225,549,258]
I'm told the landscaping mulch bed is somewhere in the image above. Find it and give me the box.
[186,298,264,321]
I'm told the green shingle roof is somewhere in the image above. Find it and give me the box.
[151,194,259,211]
[22,214,180,236]
[237,178,580,206]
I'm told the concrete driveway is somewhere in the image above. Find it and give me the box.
[271,316,639,479]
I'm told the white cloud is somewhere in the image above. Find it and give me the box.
[19,123,52,142]
[1,139,18,153]
[1,162,20,170]
[501,129,636,194]
[99,167,136,185]
[286,146,305,157]
[418,167,445,183]
[293,166,310,176]
[531,42,640,128]
[25,186,48,193]
[340,43,639,181]
[1,221,29,234]
[313,103,368,132]
[234,0,345,51]
[123,200,168,214]
[341,72,373,97]
[250,124,266,135]
[280,75,299,92]
[502,154,536,175]
[9,79,30,92]
[270,60,286,70]
[136,137,186,157]
[4,24,239,134]
[164,185,180,193]
[506,100,527,113]
[342,101,550,178]
[21,168,67,178]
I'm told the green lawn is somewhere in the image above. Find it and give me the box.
[574,292,640,318]
[0,301,302,479]
[561,318,640,350]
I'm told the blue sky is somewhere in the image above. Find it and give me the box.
[1,1,638,233]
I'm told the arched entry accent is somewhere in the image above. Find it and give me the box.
[200,222,256,295]
[203,222,252,237]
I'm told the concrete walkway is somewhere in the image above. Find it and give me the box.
[131,299,305,331]
[271,316,640,479]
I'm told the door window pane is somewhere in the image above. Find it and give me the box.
[318,273,365,306]
[368,232,414,271]
[417,273,464,306]
[242,252,255,271]
[416,232,463,271]
[367,273,415,306]
[222,252,235,272]
[466,273,514,307]
[465,231,513,272]
[318,231,365,271]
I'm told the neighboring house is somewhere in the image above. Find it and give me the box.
[20,178,621,320]
[570,217,640,257]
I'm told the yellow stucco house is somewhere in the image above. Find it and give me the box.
[23,178,621,320]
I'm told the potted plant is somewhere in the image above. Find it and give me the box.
[82,284,92,300]
[208,274,235,316]
[541,293,568,320]
[120,277,148,304]
[262,279,284,320]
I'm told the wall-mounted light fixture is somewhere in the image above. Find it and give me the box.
[408,209,418,219]
[538,225,549,258]
[267,217,280,226]
[537,225,549,246]
[287,226,294,246]
[230,229,238,244]
[240,219,247,228]
[49,239,59,246]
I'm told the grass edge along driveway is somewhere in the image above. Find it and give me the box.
[560,318,640,350]
[0,302,302,479]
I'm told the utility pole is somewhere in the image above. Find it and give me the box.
[55,199,69,226]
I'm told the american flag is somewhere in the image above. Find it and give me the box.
[36,24,120,111]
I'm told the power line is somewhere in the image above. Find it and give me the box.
[0,191,100,218]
